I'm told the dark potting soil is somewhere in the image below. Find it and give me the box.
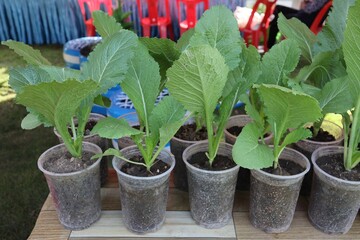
[262,159,305,176]
[80,43,98,57]
[227,126,269,138]
[174,123,207,141]
[67,120,97,137]
[43,151,96,173]
[308,126,335,142]
[120,155,170,177]
[317,153,360,181]
[188,152,236,171]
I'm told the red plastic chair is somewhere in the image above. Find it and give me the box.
[240,0,277,52]
[176,0,209,35]
[136,0,173,39]
[310,0,333,35]
[78,0,113,36]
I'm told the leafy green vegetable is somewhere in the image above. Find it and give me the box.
[176,28,195,52]
[92,10,123,37]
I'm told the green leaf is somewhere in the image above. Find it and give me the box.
[92,148,121,160]
[260,39,301,85]
[280,128,312,149]
[120,44,161,128]
[189,5,242,70]
[92,10,123,38]
[166,45,229,119]
[81,30,138,93]
[9,67,51,93]
[40,66,81,82]
[278,14,316,63]
[1,40,51,65]
[91,117,143,139]
[21,113,42,130]
[315,77,353,114]
[140,38,180,90]
[232,122,274,169]
[176,28,195,52]
[93,95,111,107]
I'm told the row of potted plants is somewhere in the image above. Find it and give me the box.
[2,0,359,235]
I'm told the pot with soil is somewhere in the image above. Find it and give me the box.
[249,147,310,233]
[224,114,273,190]
[113,145,175,233]
[54,113,109,186]
[38,142,102,230]
[293,120,344,195]
[183,141,239,228]
[170,121,208,191]
[115,112,139,149]
[308,146,360,234]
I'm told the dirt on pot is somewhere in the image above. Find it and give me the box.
[317,153,360,181]
[262,159,305,176]
[188,151,236,171]
[308,126,336,142]
[43,151,96,173]
[121,156,170,177]
[174,123,207,141]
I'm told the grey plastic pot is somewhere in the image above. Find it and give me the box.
[249,147,310,233]
[293,120,344,195]
[308,146,360,234]
[113,146,175,233]
[54,113,109,186]
[224,115,273,190]
[183,141,239,228]
[38,142,102,230]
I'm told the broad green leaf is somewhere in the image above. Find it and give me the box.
[120,44,161,127]
[176,28,195,52]
[278,14,316,63]
[343,0,360,104]
[314,0,355,54]
[140,38,180,90]
[93,94,111,107]
[91,117,143,139]
[166,45,229,120]
[315,77,353,114]
[81,30,138,93]
[40,66,81,82]
[223,45,260,98]
[232,122,274,169]
[260,39,301,86]
[21,113,42,130]
[239,93,263,129]
[93,10,122,38]
[2,40,51,65]
[189,5,242,70]
[257,84,322,134]
[280,128,312,150]
[158,119,186,148]
[9,67,51,92]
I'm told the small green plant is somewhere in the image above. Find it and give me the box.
[113,0,133,30]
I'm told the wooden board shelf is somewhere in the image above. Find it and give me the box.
[29,169,360,239]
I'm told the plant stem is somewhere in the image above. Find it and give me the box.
[347,97,360,170]
[71,117,77,141]
[312,118,323,138]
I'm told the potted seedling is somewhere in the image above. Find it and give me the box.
[167,6,253,228]
[308,0,360,234]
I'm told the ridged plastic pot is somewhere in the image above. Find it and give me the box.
[308,146,360,234]
[224,115,273,190]
[113,146,175,233]
[54,113,109,186]
[38,142,102,230]
[293,120,344,195]
[183,142,239,228]
[249,147,310,233]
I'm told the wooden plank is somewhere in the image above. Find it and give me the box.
[233,211,360,239]
[28,211,71,240]
[70,211,236,239]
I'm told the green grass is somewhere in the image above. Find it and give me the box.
[0,44,63,240]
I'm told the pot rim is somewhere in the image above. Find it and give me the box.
[312,146,360,185]
[183,141,240,175]
[252,147,311,180]
[112,145,175,180]
[298,120,344,144]
[38,142,102,177]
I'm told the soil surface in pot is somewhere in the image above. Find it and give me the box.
[43,151,96,173]
[227,126,269,138]
[121,156,170,177]
[174,123,207,141]
[188,152,236,171]
[317,153,360,181]
[308,126,335,142]
[68,120,97,136]
[262,159,305,176]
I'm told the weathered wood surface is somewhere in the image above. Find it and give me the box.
[29,170,360,239]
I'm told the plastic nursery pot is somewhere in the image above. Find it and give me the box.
[293,120,344,195]
[249,147,310,233]
[54,113,109,186]
[224,115,273,190]
[308,146,360,234]
[183,141,240,228]
[38,142,102,230]
[113,146,175,233]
